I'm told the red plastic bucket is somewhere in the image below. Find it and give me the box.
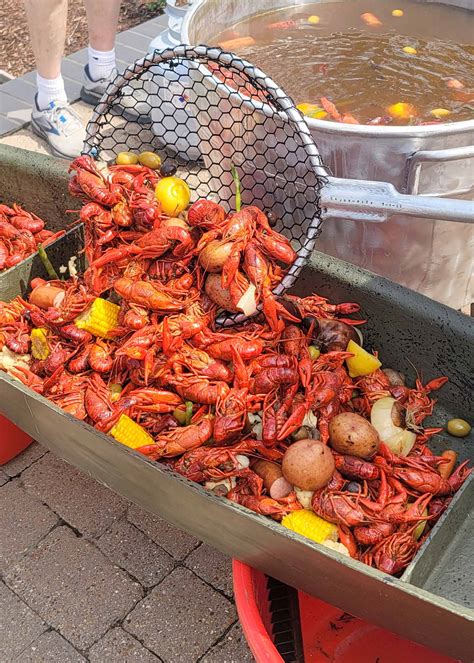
[232,560,458,663]
[0,415,33,465]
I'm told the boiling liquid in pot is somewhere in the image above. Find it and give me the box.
[214,0,474,125]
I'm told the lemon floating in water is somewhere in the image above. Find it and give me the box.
[402,46,417,55]
[392,9,404,17]
[296,102,328,119]
[387,102,417,120]
[308,15,320,24]
[430,108,451,119]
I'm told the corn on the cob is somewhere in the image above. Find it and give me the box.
[110,414,153,449]
[281,510,338,544]
[75,298,120,338]
[30,327,50,360]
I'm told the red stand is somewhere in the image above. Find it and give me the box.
[298,591,455,663]
[233,561,457,663]
[0,415,33,465]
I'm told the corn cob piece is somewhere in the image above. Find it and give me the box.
[110,414,153,449]
[75,298,120,338]
[30,327,50,360]
[281,510,338,544]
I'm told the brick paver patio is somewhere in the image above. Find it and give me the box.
[0,443,254,662]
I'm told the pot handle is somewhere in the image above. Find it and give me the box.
[405,145,474,196]
[322,177,474,224]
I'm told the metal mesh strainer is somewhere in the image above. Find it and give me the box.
[84,46,328,310]
[84,45,473,323]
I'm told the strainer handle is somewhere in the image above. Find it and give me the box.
[322,177,474,224]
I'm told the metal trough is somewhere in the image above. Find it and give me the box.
[0,145,473,660]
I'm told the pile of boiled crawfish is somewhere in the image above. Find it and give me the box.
[0,203,64,271]
[0,155,470,576]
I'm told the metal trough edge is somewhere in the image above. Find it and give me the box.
[0,372,473,660]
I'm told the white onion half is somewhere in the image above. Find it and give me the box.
[370,397,416,456]
[236,284,258,317]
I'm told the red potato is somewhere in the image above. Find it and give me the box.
[282,439,335,491]
[29,285,65,310]
[329,412,380,459]
[198,241,234,272]
[252,459,292,499]
[204,273,240,312]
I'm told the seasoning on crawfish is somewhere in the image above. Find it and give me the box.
[0,154,471,577]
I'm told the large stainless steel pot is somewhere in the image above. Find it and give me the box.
[181,0,474,308]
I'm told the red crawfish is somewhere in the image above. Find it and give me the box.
[391,376,448,427]
[137,415,214,459]
[114,278,195,312]
[311,486,369,527]
[213,388,249,443]
[68,155,122,207]
[7,365,45,394]
[205,336,264,362]
[88,340,114,373]
[227,473,302,521]
[187,199,227,229]
[391,462,471,496]
[0,297,25,326]
[249,355,299,395]
[167,345,233,383]
[364,528,420,575]
[333,454,380,481]
[6,204,45,234]
[115,387,181,418]
[284,293,363,325]
[168,374,229,405]
[173,438,262,483]
[84,372,115,426]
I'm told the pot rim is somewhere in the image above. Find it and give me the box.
[182,0,474,137]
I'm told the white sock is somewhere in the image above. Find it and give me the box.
[36,73,67,110]
[87,46,116,81]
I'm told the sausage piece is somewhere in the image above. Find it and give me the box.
[29,285,65,310]
[252,459,292,499]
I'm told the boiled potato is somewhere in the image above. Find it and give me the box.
[329,412,380,459]
[282,439,335,491]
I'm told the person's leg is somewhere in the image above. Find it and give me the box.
[83,0,121,82]
[25,0,85,158]
[24,0,68,109]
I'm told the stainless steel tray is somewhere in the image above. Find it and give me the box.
[0,145,473,660]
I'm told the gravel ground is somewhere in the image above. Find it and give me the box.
[0,0,165,78]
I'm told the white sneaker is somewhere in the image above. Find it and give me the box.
[80,65,118,106]
[31,96,86,159]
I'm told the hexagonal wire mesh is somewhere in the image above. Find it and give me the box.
[84,45,328,325]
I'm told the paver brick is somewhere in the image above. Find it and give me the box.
[97,518,174,587]
[6,526,143,650]
[22,453,128,538]
[0,110,23,136]
[185,543,233,597]
[201,622,254,663]
[0,469,8,486]
[15,630,86,662]
[128,503,200,561]
[0,77,36,105]
[0,480,58,573]
[0,93,32,123]
[89,627,162,663]
[0,581,46,660]
[2,442,47,477]
[124,566,235,662]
